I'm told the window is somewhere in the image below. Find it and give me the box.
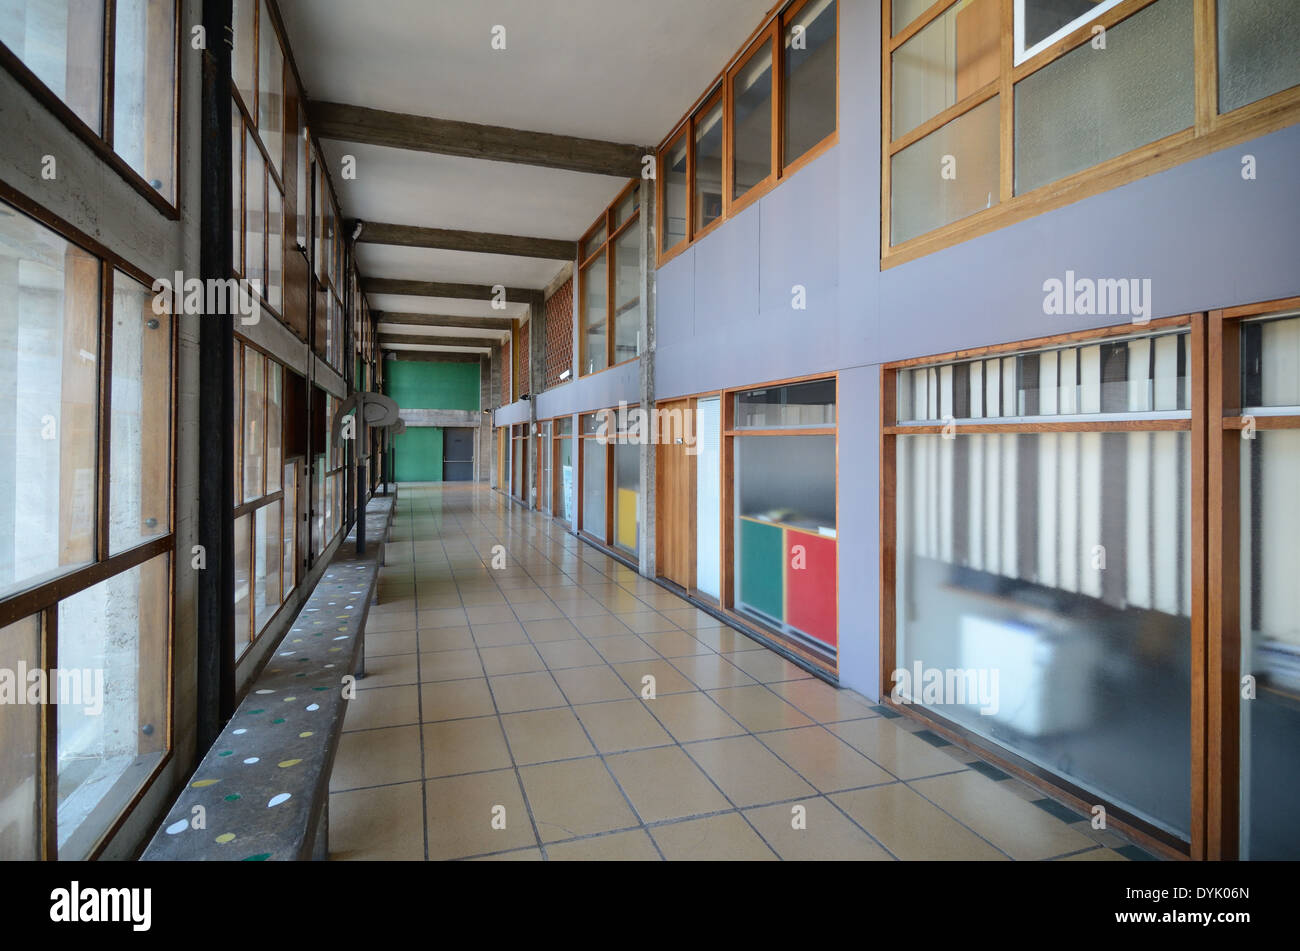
[661,129,688,255]
[0,0,179,208]
[0,202,174,860]
[884,0,1300,260]
[554,417,575,522]
[783,0,838,167]
[730,30,776,204]
[730,381,838,658]
[694,92,724,232]
[884,321,1199,849]
[579,182,642,377]
[580,413,608,542]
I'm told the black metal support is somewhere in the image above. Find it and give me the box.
[197,0,236,748]
[356,458,368,556]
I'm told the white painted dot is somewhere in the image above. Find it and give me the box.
[166,820,188,835]
[267,793,291,808]
[334,635,347,641]
[243,757,259,764]
[255,689,274,695]
[233,728,247,735]
[306,704,320,711]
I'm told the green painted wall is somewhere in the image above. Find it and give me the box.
[383,360,480,410]
[393,427,443,482]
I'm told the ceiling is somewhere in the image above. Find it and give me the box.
[277,0,774,358]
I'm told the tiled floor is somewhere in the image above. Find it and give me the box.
[328,483,1144,861]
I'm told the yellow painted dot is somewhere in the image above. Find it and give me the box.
[278,759,302,768]
[328,647,342,653]
[298,731,314,738]
[283,697,297,702]
[192,779,219,788]
[215,833,236,844]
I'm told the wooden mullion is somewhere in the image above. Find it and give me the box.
[1194,0,1218,135]
[1011,0,1160,83]
[1188,312,1208,861]
[879,366,898,700]
[41,606,58,861]
[102,0,116,148]
[881,0,893,255]
[1222,416,1300,431]
[999,0,1014,201]
[889,0,959,49]
[720,394,735,610]
[96,261,114,563]
[885,418,1190,435]
[888,80,1000,155]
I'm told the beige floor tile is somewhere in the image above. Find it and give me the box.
[657,607,727,631]
[708,684,814,732]
[670,654,758,690]
[329,780,425,860]
[723,649,812,683]
[471,621,530,648]
[605,746,731,823]
[685,734,816,807]
[503,586,550,604]
[523,617,583,642]
[465,604,517,625]
[422,715,513,777]
[744,798,894,861]
[479,643,546,676]
[574,698,674,753]
[593,635,659,664]
[425,769,537,859]
[364,629,418,657]
[1056,847,1129,861]
[615,611,682,634]
[535,639,604,670]
[757,726,894,792]
[831,784,1006,861]
[365,612,418,634]
[650,813,777,861]
[501,707,596,765]
[612,658,698,696]
[419,648,484,683]
[573,613,634,637]
[342,685,420,732]
[512,600,562,621]
[830,718,966,780]
[646,691,746,743]
[469,848,544,861]
[419,678,496,722]
[355,651,422,689]
[544,829,661,861]
[909,770,1095,860]
[518,757,639,843]
[556,598,610,618]
[640,630,714,658]
[331,725,423,791]
[418,626,474,652]
[551,665,636,704]
[418,607,469,629]
[489,671,567,713]
[767,679,879,724]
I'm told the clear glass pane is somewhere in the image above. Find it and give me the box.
[784,0,837,166]
[257,0,283,176]
[234,512,252,654]
[1015,0,1194,194]
[581,252,607,376]
[57,553,170,858]
[0,208,99,600]
[1239,429,1300,858]
[892,0,933,34]
[891,94,999,245]
[611,185,638,231]
[694,97,724,231]
[558,436,574,521]
[282,461,296,593]
[895,430,1192,838]
[695,397,722,599]
[109,270,171,555]
[732,37,774,200]
[0,0,104,132]
[232,104,243,274]
[735,379,836,428]
[0,614,43,859]
[582,438,606,539]
[614,442,639,553]
[232,0,255,105]
[113,0,177,201]
[892,0,998,138]
[266,361,282,492]
[255,500,282,633]
[662,135,688,252]
[1021,0,1126,53]
[1218,0,1300,114]
[245,130,265,291]
[267,183,283,311]
[243,348,264,501]
[581,223,605,263]
[1241,315,1300,408]
[613,223,641,365]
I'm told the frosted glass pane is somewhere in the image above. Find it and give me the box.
[0,614,42,859]
[695,398,721,599]
[1218,0,1300,114]
[1015,0,1194,194]
[736,435,836,531]
[582,438,606,540]
[1242,315,1300,408]
[1239,429,1300,858]
[891,95,1000,245]
[0,0,104,132]
[895,430,1192,837]
[892,0,934,34]
[892,0,999,138]
[613,443,639,554]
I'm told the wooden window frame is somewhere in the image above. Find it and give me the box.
[882,0,1300,268]
[0,0,182,217]
[878,314,1207,861]
[1205,294,1300,861]
[578,180,641,379]
[0,187,178,861]
[655,0,841,269]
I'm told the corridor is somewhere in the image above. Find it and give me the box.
[327,484,1146,861]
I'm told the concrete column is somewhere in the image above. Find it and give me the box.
[636,175,657,578]
[488,346,502,488]
[528,297,545,507]
[477,355,491,483]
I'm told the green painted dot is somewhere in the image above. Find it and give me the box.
[312,686,329,692]
[295,673,306,678]
[247,709,264,715]
[224,794,241,802]
[297,657,310,662]
[272,717,285,724]
[242,853,272,862]
[217,750,233,757]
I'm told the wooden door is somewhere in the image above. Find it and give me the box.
[656,399,694,586]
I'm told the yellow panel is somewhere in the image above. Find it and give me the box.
[617,488,638,549]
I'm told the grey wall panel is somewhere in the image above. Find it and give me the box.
[836,363,881,700]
